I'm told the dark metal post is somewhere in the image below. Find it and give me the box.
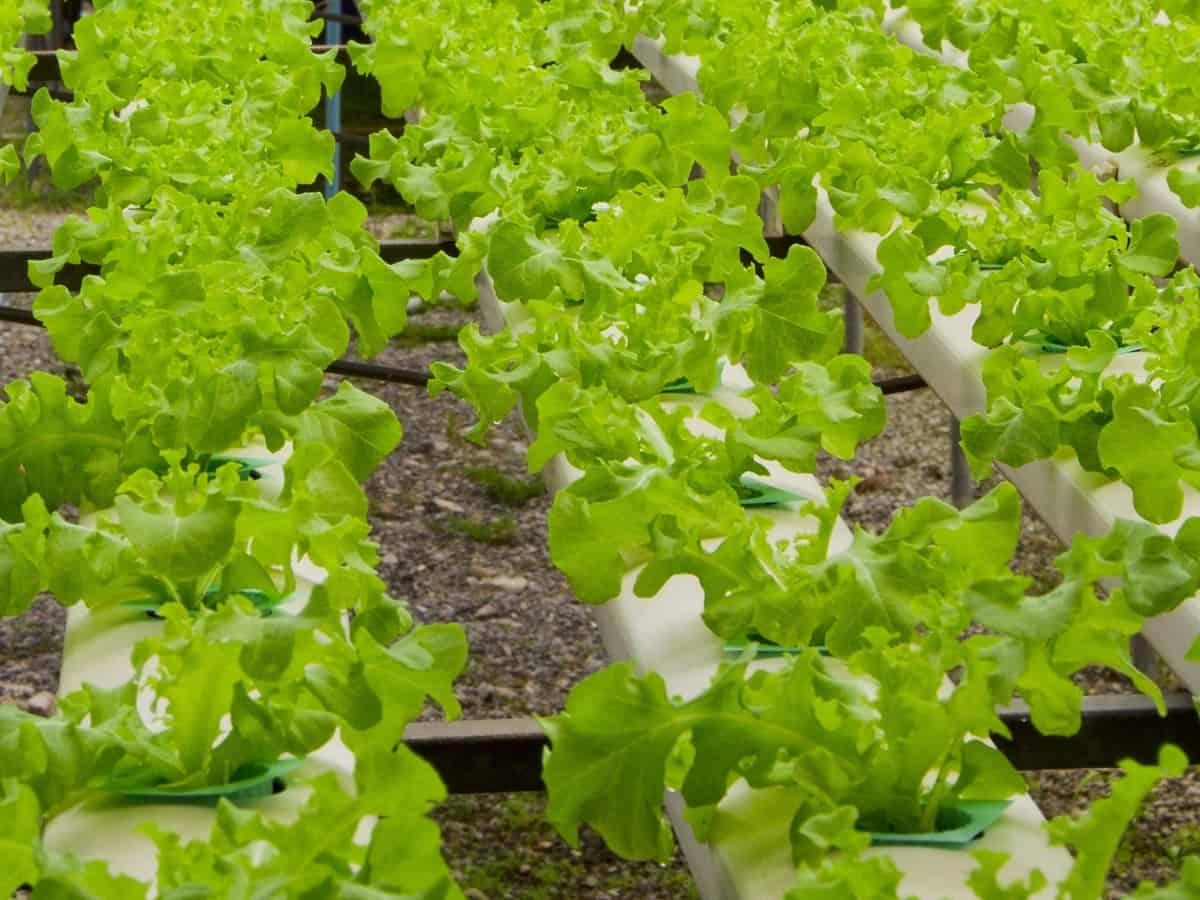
[949,416,973,508]
[843,292,864,355]
[323,0,343,197]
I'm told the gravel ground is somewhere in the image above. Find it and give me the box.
[2,198,1200,896]
[348,314,610,723]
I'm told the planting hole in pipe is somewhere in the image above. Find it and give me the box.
[123,587,290,619]
[202,454,281,481]
[102,758,305,805]
[864,800,1012,849]
[723,631,830,658]
[736,475,806,508]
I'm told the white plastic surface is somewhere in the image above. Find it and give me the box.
[47,440,362,890]
[57,570,323,695]
[478,267,1071,897]
[56,441,315,696]
[803,161,1200,696]
[41,735,364,888]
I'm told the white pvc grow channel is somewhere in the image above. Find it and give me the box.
[477,269,1071,899]
[45,441,363,888]
[879,6,1200,264]
[628,33,1200,697]
[58,441,295,695]
[42,737,363,884]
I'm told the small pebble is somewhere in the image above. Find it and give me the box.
[26,691,56,717]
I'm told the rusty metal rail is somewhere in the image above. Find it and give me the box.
[409,692,1200,795]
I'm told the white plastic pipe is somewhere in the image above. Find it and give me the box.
[632,29,1200,696]
[477,265,1071,898]
[46,440,360,893]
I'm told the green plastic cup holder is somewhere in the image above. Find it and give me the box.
[737,474,806,508]
[122,587,288,619]
[659,361,727,396]
[1020,332,1142,356]
[204,454,280,481]
[660,376,698,394]
[103,758,305,805]
[864,800,1011,848]
[722,631,830,658]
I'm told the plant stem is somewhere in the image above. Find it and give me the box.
[918,748,958,833]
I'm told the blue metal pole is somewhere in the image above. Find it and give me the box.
[324,0,343,197]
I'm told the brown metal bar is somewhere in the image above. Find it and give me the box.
[0,307,37,327]
[334,130,370,149]
[0,241,456,294]
[404,717,548,794]
[381,239,458,262]
[329,357,429,387]
[996,691,1200,770]
[399,693,1200,796]
[877,373,928,396]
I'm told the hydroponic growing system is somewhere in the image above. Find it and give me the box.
[4,0,1200,897]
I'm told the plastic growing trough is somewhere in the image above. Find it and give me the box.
[477,265,1071,899]
[44,440,366,884]
[627,33,1200,699]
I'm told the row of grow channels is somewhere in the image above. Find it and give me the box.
[347,0,1200,895]
[0,1,476,895]
[626,27,1198,899]
[622,1,1200,893]
[618,0,1200,699]
[876,0,1200,474]
[875,2,1200,251]
[882,0,1200,211]
[619,0,1200,657]
[468,243,1078,895]
[850,1,1200,692]
[621,0,1200,530]
[2,1,1200,897]
[638,0,1200,691]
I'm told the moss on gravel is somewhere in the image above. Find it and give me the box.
[435,794,701,900]
[463,466,545,507]
[444,513,520,545]
[397,322,465,345]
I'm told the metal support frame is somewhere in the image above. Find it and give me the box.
[996,691,1200,770]
[0,240,456,294]
[412,693,1200,795]
[406,718,548,794]
[877,373,927,396]
[323,1,344,198]
[949,416,974,508]
[843,293,864,356]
